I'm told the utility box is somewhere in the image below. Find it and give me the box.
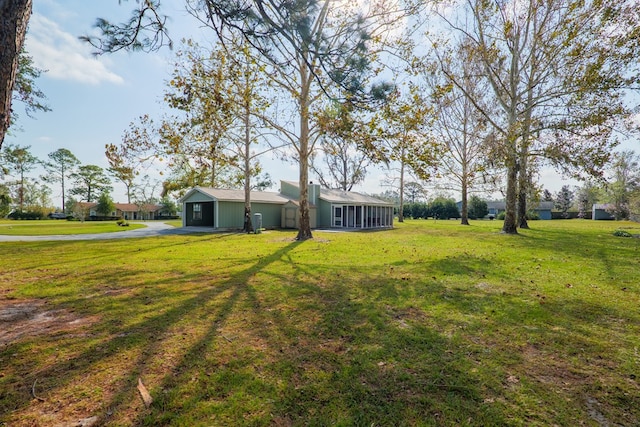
[254,213,262,234]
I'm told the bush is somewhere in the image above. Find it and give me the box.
[613,229,632,237]
[497,212,506,220]
[430,198,460,219]
[116,219,130,227]
[405,202,429,219]
[468,196,489,219]
[7,210,47,220]
[526,210,540,220]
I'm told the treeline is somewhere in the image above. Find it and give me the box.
[0,145,177,220]
[403,196,489,220]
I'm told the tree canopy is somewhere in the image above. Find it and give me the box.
[431,0,640,233]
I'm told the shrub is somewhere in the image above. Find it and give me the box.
[116,219,130,227]
[613,229,632,238]
[430,198,460,219]
[526,210,540,220]
[468,196,489,219]
[7,210,47,220]
[497,212,506,220]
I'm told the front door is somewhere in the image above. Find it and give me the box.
[333,206,343,227]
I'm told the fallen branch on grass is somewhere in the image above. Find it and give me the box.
[137,378,153,408]
[31,379,45,402]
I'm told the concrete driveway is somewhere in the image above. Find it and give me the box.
[0,222,216,242]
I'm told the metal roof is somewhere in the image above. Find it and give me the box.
[319,188,394,206]
[183,187,290,204]
[180,183,393,206]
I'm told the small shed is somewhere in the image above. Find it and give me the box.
[592,204,615,220]
[535,202,554,220]
[481,201,553,219]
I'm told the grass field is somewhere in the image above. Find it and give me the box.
[0,219,638,426]
[0,220,146,235]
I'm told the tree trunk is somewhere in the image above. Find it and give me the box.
[296,66,313,241]
[398,155,405,223]
[0,0,31,149]
[242,97,253,233]
[61,171,66,212]
[460,178,469,225]
[502,159,518,234]
[517,149,529,229]
[296,152,312,240]
[18,170,24,210]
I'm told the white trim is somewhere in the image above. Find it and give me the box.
[215,200,219,229]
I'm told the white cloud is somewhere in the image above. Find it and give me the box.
[25,14,124,85]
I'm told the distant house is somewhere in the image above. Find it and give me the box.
[485,201,505,219]
[592,204,616,220]
[533,202,554,220]
[75,202,166,220]
[178,180,395,230]
[116,203,170,220]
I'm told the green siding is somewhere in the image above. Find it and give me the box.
[182,192,214,203]
[280,181,300,200]
[252,203,282,227]
[217,202,245,228]
[216,201,283,229]
[317,200,332,228]
[282,182,320,205]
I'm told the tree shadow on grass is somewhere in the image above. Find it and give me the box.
[2,228,638,426]
[0,240,302,426]
[149,256,508,426]
[247,258,640,426]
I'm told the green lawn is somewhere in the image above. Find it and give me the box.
[163,219,183,228]
[0,219,638,426]
[0,220,146,235]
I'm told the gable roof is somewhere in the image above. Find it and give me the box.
[180,187,290,204]
[593,203,613,210]
[486,201,554,210]
[180,183,393,207]
[115,203,163,212]
[319,188,394,206]
[281,181,393,206]
[75,202,162,212]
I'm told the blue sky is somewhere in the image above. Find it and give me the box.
[7,1,637,208]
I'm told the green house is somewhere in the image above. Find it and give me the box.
[179,181,394,230]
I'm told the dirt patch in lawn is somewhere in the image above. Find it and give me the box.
[0,299,97,346]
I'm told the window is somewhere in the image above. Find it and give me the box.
[193,203,202,220]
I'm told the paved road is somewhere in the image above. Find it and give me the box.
[0,222,216,242]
